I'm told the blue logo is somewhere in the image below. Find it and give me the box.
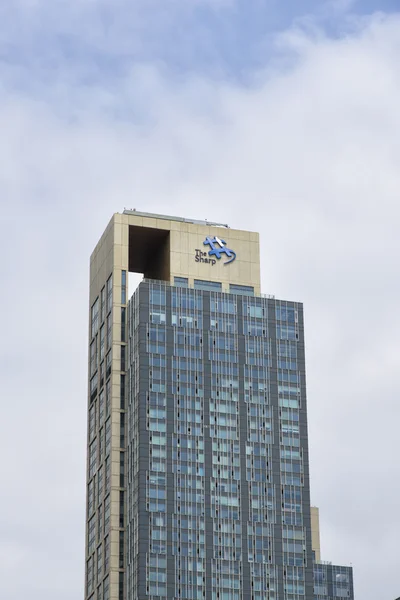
[195,236,236,266]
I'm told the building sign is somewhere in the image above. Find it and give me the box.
[195,236,236,266]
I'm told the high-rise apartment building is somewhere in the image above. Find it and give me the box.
[84,210,346,600]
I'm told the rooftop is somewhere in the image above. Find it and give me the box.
[122,208,229,229]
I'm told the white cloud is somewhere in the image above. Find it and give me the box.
[1,9,400,600]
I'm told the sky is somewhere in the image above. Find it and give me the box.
[1,0,400,598]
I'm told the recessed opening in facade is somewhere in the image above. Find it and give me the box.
[128,225,170,281]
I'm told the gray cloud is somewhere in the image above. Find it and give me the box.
[1,9,400,600]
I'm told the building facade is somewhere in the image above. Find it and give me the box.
[313,563,354,600]
[84,210,347,600]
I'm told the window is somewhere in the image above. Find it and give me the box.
[104,495,111,533]
[89,404,96,442]
[106,351,112,378]
[174,276,188,287]
[98,503,103,541]
[90,373,98,400]
[121,308,126,342]
[194,279,222,291]
[150,288,166,306]
[150,310,166,325]
[106,314,112,349]
[230,284,254,296]
[99,325,105,361]
[91,298,100,338]
[120,374,125,410]
[105,456,110,492]
[88,515,96,554]
[97,466,103,503]
[87,556,94,595]
[104,536,110,571]
[88,479,95,516]
[334,588,350,598]
[106,379,111,417]
[106,275,112,313]
[103,575,109,600]
[99,390,105,425]
[246,304,264,318]
[97,544,103,581]
[120,413,125,448]
[121,345,126,372]
[119,532,124,568]
[89,440,97,478]
[277,324,298,341]
[119,571,124,600]
[119,491,124,527]
[100,286,106,322]
[276,306,296,323]
[121,270,126,304]
[120,451,125,486]
[90,340,97,377]
[105,418,111,456]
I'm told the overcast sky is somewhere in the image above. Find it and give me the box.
[1,1,400,598]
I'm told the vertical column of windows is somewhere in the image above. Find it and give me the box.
[284,566,305,597]
[146,284,168,599]
[126,285,146,598]
[276,303,299,342]
[211,559,242,600]
[250,564,277,600]
[171,287,205,600]
[331,566,352,599]
[118,271,127,600]
[241,298,278,600]
[209,295,243,600]
[147,555,167,598]
[313,563,328,598]
[275,312,306,599]
[87,275,113,598]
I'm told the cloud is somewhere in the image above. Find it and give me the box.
[1,6,400,600]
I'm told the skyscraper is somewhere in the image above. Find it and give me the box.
[84,210,336,600]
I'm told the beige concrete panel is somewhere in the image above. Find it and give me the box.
[238,261,250,282]
[250,244,260,264]
[250,262,261,286]
[124,214,143,227]
[311,506,321,562]
[142,216,158,228]
[114,223,122,245]
[109,570,120,600]
[170,220,182,231]
[170,251,181,274]
[113,245,122,268]
[238,244,251,262]
[121,222,129,247]
[229,229,246,241]
[113,306,122,326]
[111,418,121,438]
[178,253,190,278]
[156,219,172,230]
